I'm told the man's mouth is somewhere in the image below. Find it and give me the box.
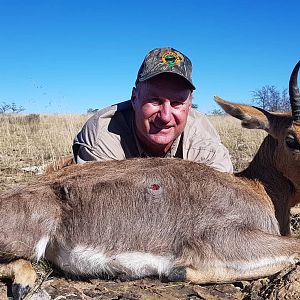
[151,123,173,131]
[149,123,174,134]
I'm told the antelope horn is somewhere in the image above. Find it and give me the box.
[289,61,300,122]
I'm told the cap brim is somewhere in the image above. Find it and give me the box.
[139,71,196,91]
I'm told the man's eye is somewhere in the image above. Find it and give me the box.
[148,98,161,105]
[171,101,184,107]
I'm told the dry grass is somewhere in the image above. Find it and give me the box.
[209,115,267,171]
[0,113,266,191]
[0,113,90,190]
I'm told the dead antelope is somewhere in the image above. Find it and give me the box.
[1,61,300,300]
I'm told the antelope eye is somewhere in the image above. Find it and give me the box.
[285,134,300,150]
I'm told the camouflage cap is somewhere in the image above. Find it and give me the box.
[136,47,196,90]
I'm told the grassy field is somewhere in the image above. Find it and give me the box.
[210,115,266,171]
[0,113,266,191]
[0,113,88,190]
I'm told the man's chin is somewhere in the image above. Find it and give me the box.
[148,135,174,147]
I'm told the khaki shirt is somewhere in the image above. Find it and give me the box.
[73,100,233,173]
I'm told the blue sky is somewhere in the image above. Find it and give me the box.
[0,0,299,114]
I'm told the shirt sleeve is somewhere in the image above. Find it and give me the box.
[210,143,233,173]
[185,139,233,173]
[183,109,234,173]
[73,140,113,163]
[73,107,126,163]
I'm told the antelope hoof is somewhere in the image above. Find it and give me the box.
[11,283,31,300]
[10,259,36,300]
[167,266,186,282]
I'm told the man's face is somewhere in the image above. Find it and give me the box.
[131,73,192,155]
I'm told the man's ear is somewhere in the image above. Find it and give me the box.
[131,87,137,107]
[188,93,193,110]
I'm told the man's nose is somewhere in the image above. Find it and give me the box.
[159,102,172,123]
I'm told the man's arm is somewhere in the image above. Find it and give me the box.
[184,109,234,173]
[72,106,127,163]
[72,139,105,163]
[184,138,233,173]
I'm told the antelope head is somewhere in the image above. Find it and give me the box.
[215,61,300,205]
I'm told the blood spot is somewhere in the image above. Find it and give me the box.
[151,184,160,191]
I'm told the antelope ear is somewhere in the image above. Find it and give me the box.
[214,96,271,131]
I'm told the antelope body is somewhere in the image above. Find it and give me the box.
[1,61,300,300]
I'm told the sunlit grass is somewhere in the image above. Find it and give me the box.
[0,113,90,190]
[0,113,266,191]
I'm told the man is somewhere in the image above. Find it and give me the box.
[73,47,233,173]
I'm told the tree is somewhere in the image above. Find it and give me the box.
[10,102,25,113]
[0,102,11,113]
[87,108,99,114]
[210,108,225,115]
[279,88,290,112]
[251,85,289,112]
[0,102,25,113]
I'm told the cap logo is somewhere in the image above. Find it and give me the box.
[162,51,181,67]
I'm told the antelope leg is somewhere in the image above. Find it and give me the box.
[0,259,36,300]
